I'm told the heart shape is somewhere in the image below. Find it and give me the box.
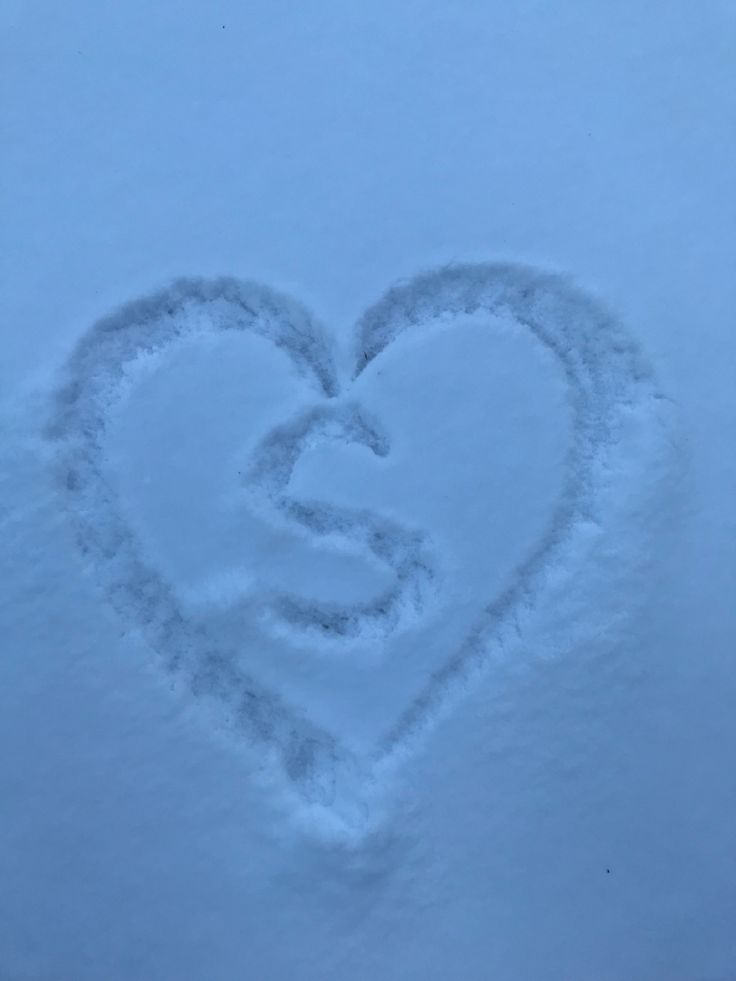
[48,263,667,820]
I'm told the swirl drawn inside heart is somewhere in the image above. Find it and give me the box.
[47,264,670,819]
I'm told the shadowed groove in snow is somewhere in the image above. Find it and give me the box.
[48,277,347,808]
[46,263,671,823]
[245,400,437,644]
[354,262,666,758]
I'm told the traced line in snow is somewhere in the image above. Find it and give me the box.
[47,277,351,808]
[46,263,672,827]
[244,400,437,645]
[353,263,670,763]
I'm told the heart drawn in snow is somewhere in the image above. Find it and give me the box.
[48,263,667,821]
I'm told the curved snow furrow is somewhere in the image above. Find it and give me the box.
[47,263,672,824]
[354,264,669,761]
[48,278,349,806]
[245,401,437,643]
[48,276,338,447]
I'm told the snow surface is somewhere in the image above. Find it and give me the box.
[1,2,735,980]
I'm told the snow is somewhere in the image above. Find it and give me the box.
[1,2,735,979]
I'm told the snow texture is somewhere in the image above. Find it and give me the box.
[45,263,671,819]
[2,2,734,979]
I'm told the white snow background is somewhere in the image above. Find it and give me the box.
[1,2,735,979]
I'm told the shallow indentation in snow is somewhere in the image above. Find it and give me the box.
[46,263,672,828]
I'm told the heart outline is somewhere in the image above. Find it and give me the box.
[47,262,668,819]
